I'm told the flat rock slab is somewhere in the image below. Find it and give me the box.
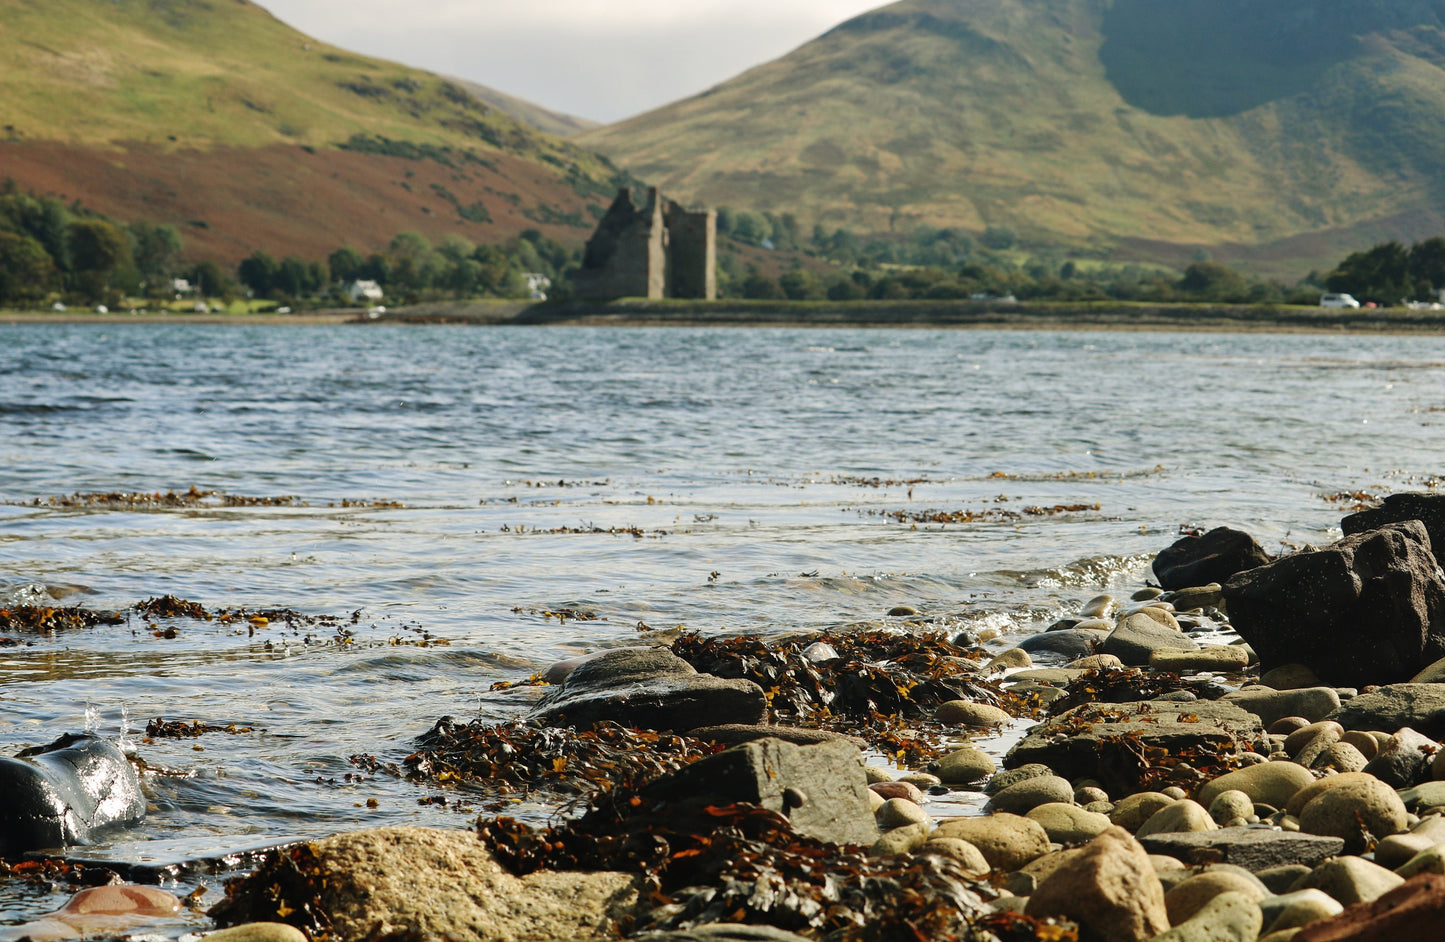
[1326,683,1445,740]
[641,737,879,847]
[685,725,867,749]
[1004,701,1266,796]
[1138,828,1345,871]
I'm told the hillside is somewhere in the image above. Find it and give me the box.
[448,79,599,138]
[0,0,622,262]
[581,0,1445,275]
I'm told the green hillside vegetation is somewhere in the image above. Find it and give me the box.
[582,0,1445,275]
[1,0,589,161]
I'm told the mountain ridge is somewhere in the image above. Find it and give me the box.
[581,0,1445,274]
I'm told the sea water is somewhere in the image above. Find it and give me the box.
[1,323,1442,929]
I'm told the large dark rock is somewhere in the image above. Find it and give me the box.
[0,733,145,855]
[1137,828,1344,872]
[1003,700,1266,796]
[1343,493,1445,552]
[640,737,880,847]
[1152,527,1272,590]
[529,647,767,731]
[1222,521,1445,687]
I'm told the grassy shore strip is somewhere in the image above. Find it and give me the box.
[370,299,1445,333]
[10,299,1445,332]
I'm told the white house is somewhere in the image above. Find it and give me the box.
[524,273,551,301]
[346,279,384,303]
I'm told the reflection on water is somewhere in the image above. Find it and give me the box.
[2,323,1442,928]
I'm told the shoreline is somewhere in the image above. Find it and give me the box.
[7,299,1445,334]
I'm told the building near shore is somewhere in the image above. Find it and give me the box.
[574,187,716,300]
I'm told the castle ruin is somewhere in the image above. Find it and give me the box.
[574,187,716,300]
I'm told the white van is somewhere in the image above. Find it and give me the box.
[1320,293,1361,309]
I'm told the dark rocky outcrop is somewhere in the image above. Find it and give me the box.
[0,732,145,855]
[1326,684,1445,740]
[1152,526,1272,590]
[1222,521,1445,687]
[529,647,767,731]
[1342,493,1445,551]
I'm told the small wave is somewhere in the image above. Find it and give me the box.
[996,552,1153,589]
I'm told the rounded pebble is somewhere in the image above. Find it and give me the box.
[934,746,996,785]
[936,700,1013,728]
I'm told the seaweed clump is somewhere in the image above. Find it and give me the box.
[1046,667,1223,716]
[351,719,719,798]
[0,605,124,634]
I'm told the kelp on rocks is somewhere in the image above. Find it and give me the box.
[1045,667,1224,716]
[352,719,720,798]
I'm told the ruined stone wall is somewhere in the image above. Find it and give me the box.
[665,202,717,301]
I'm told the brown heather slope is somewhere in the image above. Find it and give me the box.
[0,0,623,261]
[582,0,1445,275]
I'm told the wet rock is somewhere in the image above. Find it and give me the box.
[887,605,919,617]
[984,763,1052,795]
[1295,856,1405,906]
[1362,727,1439,788]
[1223,687,1342,727]
[1293,872,1445,942]
[0,885,181,942]
[1069,654,1125,670]
[201,925,309,942]
[543,646,656,685]
[1222,521,1445,687]
[1165,870,1268,924]
[1024,826,1169,942]
[1296,777,1408,854]
[934,700,1012,728]
[1154,527,1271,591]
[1026,803,1112,844]
[1262,664,1324,690]
[0,733,146,855]
[640,737,880,847]
[1100,612,1199,666]
[1018,629,1100,659]
[1327,683,1445,739]
[1341,492,1445,549]
[984,775,1073,815]
[981,647,1032,672]
[1006,700,1264,796]
[530,647,767,730]
[1080,594,1115,618]
[1137,828,1345,871]
[869,781,924,804]
[932,813,1051,871]
[933,745,995,785]
[210,827,639,942]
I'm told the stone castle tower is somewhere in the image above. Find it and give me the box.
[574,188,716,300]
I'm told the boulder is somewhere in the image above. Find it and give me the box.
[1224,687,1342,727]
[1100,613,1199,666]
[1221,521,1445,687]
[1018,629,1101,659]
[1138,828,1344,872]
[933,746,996,785]
[1327,684,1445,740]
[1153,527,1272,591]
[0,733,146,855]
[1293,873,1445,942]
[529,647,767,730]
[1024,826,1169,942]
[1165,870,1268,924]
[1342,492,1445,550]
[1295,856,1405,906]
[935,700,1012,728]
[1005,700,1265,796]
[1152,890,1263,942]
[1197,762,1317,810]
[932,813,1051,871]
[1136,800,1216,838]
[209,827,640,942]
[983,775,1073,815]
[1362,727,1439,788]
[639,737,880,847]
[1296,776,1408,855]
[1259,889,1342,936]
[1026,803,1112,844]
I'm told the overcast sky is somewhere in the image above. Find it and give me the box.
[257,0,887,124]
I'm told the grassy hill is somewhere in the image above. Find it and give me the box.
[0,0,622,262]
[581,0,1445,275]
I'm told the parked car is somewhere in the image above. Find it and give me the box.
[1320,293,1361,309]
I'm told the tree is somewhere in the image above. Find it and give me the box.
[1409,237,1445,293]
[0,232,56,304]
[128,222,183,287]
[1326,241,1411,304]
[238,251,280,298]
[981,225,1018,251]
[189,260,233,300]
[779,269,825,300]
[66,219,131,301]
[1179,261,1248,302]
[741,271,783,299]
[328,246,365,284]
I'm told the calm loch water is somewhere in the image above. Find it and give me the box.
[1,322,1443,930]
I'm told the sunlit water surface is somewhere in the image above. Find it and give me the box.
[2,323,1443,930]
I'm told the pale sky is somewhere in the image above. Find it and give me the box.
[256,0,888,124]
